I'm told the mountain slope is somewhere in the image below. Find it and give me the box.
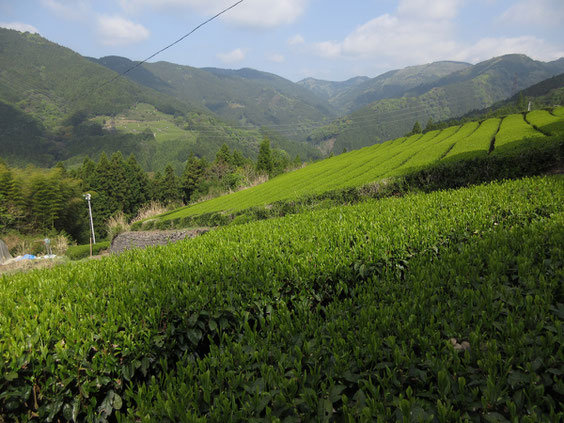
[333,61,472,113]
[307,55,564,153]
[154,106,564,223]
[297,62,471,114]
[0,29,320,169]
[90,56,338,139]
[0,29,192,124]
[296,76,370,101]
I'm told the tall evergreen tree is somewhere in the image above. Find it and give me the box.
[124,154,149,214]
[256,137,273,174]
[79,157,97,190]
[90,153,114,237]
[412,121,422,134]
[231,149,246,168]
[54,162,68,178]
[161,165,182,203]
[150,171,164,202]
[215,143,232,165]
[271,149,290,176]
[108,151,129,212]
[182,152,206,203]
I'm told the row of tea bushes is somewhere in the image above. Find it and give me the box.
[157,107,563,222]
[1,175,563,421]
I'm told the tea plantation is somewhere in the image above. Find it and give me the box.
[1,175,563,421]
[156,107,564,223]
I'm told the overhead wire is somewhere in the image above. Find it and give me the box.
[86,0,246,97]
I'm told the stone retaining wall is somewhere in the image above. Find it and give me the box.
[110,228,209,254]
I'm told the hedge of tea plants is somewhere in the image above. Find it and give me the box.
[1,175,563,421]
[157,109,564,223]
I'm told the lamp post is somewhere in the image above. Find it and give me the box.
[84,193,96,245]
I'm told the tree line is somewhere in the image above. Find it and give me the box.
[0,138,301,243]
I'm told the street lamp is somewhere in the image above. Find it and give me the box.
[83,193,96,245]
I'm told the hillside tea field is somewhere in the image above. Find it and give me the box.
[159,107,564,222]
[1,176,563,421]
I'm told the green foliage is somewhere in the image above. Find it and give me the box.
[306,56,564,154]
[181,152,206,203]
[94,57,338,140]
[256,137,273,174]
[1,176,563,420]
[214,143,232,165]
[65,240,110,260]
[0,162,85,239]
[159,111,564,223]
[161,165,182,203]
[0,30,318,170]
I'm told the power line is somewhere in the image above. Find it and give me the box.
[92,0,246,95]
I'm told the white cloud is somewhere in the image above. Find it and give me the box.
[312,13,457,64]
[309,0,563,69]
[40,0,90,21]
[0,22,39,33]
[221,0,308,29]
[398,0,464,20]
[118,0,309,29]
[288,34,305,46]
[217,48,247,64]
[454,36,564,63]
[500,0,564,27]
[269,53,285,63]
[97,15,150,46]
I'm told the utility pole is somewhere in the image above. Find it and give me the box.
[84,193,96,247]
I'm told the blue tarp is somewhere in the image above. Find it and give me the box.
[16,254,37,261]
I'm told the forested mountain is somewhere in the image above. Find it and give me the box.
[306,55,564,154]
[0,28,319,170]
[90,56,338,139]
[2,27,563,169]
[299,62,471,113]
[296,76,370,102]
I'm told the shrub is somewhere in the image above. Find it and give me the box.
[106,211,130,241]
[131,201,169,224]
[65,240,110,260]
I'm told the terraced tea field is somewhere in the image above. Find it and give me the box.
[159,107,564,221]
[2,176,563,421]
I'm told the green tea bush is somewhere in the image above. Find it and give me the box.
[156,111,564,225]
[65,240,110,260]
[1,176,563,421]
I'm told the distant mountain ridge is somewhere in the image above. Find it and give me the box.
[305,54,564,154]
[2,26,564,169]
[296,76,370,101]
[0,28,319,169]
[298,61,472,113]
[89,56,338,140]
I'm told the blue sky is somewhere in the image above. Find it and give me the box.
[1,0,563,82]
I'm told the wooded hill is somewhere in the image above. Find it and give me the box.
[0,28,319,170]
[90,56,338,141]
[304,55,564,153]
[1,27,564,171]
